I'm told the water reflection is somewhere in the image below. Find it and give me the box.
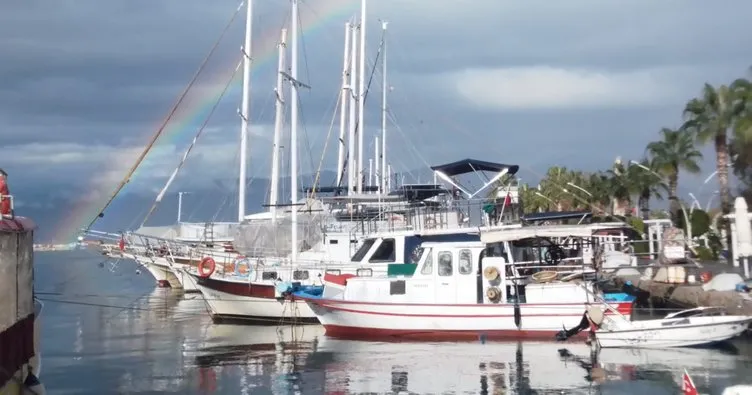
[36,251,752,394]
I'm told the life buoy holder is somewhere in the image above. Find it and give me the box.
[198,257,216,278]
[483,266,499,281]
[486,287,501,303]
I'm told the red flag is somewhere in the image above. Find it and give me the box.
[503,193,512,207]
[682,369,698,395]
[118,236,125,251]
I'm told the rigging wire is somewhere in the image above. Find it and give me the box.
[139,59,243,228]
[83,0,246,234]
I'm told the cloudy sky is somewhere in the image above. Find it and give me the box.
[2,0,751,237]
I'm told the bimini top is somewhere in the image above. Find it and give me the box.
[430,158,520,177]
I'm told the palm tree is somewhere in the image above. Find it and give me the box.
[584,172,614,215]
[646,127,702,223]
[682,83,747,216]
[629,158,667,220]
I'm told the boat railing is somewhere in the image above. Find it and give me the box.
[322,198,513,235]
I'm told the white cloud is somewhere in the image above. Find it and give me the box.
[447,66,694,110]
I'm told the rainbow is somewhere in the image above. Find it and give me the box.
[52,0,359,243]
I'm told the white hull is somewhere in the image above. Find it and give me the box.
[137,258,182,288]
[303,298,631,339]
[170,264,199,292]
[596,315,752,348]
[190,272,317,324]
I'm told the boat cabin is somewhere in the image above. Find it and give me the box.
[324,238,600,306]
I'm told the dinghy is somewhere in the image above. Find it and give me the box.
[594,306,752,348]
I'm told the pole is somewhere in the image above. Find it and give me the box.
[335,23,352,187]
[238,0,253,222]
[346,23,359,196]
[290,0,299,262]
[380,20,388,193]
[270,28,287,222]
[356,0,367,194]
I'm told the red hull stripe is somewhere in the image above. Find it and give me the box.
[310,300,633,318]
[323,324,590,341]
[189,272,276,299]
[303,295,634,308]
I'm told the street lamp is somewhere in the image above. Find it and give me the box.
[566,182,592,197]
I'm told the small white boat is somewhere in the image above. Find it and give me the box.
[595,307,752,348]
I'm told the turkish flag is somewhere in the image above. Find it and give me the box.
[503,193,512,207]
[118,236,125,251]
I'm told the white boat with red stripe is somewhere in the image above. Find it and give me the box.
[295,227,636,341]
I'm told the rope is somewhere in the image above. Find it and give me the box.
[83,1,246,233]
[139,59,242,228]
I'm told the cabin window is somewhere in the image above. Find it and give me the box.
[459,249,473,274]
[351,238,376,262]
[390,280,406,295]
[329,239,339,244]
[356,268,373,277]
[326,269,341,275]
[420,248,434,275]
[262,271,277,280]
[438,251,452,276]
[293,270,309,280]
[369,238,396,263]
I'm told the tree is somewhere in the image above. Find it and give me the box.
[645,128,702,223]
[682,83,747,216]
[629,158,667,220]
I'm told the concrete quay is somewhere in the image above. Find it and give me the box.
[609,262,752,315]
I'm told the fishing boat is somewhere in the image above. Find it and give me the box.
[294,224,637,340]
[591,306,752,348]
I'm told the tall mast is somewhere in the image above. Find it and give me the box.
[290,0,299,262]
[356,0,367,194]
[238,0,253,223]
[374,136,379,192]
[269,29,287,222]
[346,23,359,196]
[380,20,388,193]
[335,23,352,188]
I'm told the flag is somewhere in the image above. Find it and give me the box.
[118,236,125,251]
[682,369,698,395]
[503,193,512,207]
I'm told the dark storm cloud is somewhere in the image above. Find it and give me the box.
[2,0,752,198]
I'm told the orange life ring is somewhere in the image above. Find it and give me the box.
[198,257,216,278]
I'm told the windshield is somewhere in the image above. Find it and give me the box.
[350,238,376,262]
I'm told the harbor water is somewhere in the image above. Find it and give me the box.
[37,250,752,394]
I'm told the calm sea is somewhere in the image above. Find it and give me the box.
[35,250,752,394]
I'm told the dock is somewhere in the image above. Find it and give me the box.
[0,172,44,394]
[610,262,752,315]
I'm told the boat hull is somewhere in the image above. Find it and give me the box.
[301,297,632,341]
[596,316,752,348]
[189,272,318,325]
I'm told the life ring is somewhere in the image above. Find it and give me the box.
[233,256,251,277]
[198,257,216,278]
[486,287,501,303]
[531,270,557,283]
[483,266,499,281]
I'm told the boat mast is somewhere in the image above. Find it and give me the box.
[335,22,352,189]
[356,0,367,194]
[374,136,379,192]
[238,0,253,223]
[346,22,359,196]
[290,0,299,262]
[269,28,287,222]
[380,20,388,193]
